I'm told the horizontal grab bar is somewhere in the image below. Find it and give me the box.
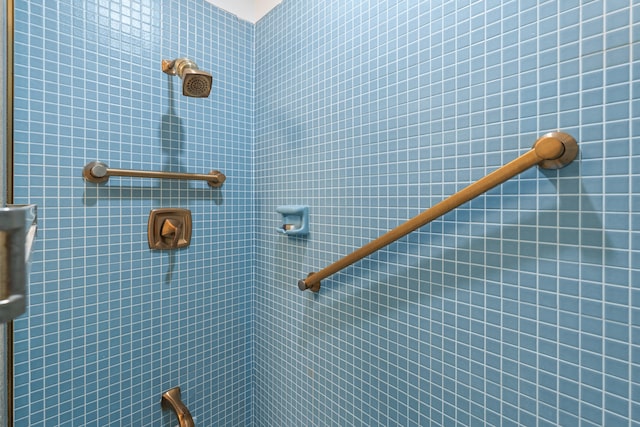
[82,161,226,188]
[298,132,578,292]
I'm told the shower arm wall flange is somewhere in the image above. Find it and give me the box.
[161,59,178,75]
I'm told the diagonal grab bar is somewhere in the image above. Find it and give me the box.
[298,132,578,292]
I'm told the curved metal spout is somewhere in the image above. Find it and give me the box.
[161,387,195,427]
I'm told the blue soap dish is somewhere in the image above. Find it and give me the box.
[276,205,309,236]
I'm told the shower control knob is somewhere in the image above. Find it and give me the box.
[160,219,180,238]
[148,209,192,250]
[160,218,183,247]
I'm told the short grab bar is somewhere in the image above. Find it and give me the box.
[298,132,578,292]
[83,161,226,188]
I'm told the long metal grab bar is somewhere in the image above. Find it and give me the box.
[82,161,226,188]
[298,132,578,292]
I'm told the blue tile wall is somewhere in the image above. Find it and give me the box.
[11,0,640,426]
[254,0,639,426]
[12,1,254,426]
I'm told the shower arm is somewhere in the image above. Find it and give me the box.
[298,132,579,292]
[82,161,226,188]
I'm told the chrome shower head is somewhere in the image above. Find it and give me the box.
[162,58,212,98]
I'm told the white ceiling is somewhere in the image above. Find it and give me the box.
[205,0,282,23]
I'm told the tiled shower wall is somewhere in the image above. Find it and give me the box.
[254,1,640,426]
[12,1,254,425]
[9,0,640,426]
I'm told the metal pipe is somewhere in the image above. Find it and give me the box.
[82,161,226,188]
[298,132,578,292]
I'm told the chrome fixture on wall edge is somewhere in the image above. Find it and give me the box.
[0,205,37,321]
[162,58,212,98]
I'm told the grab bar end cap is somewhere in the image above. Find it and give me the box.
[207,170,226,187]
[299,273,321,292]
[83,161,109,183]
[535,132,578,170]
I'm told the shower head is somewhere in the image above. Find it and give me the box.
[162,58,212,98]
